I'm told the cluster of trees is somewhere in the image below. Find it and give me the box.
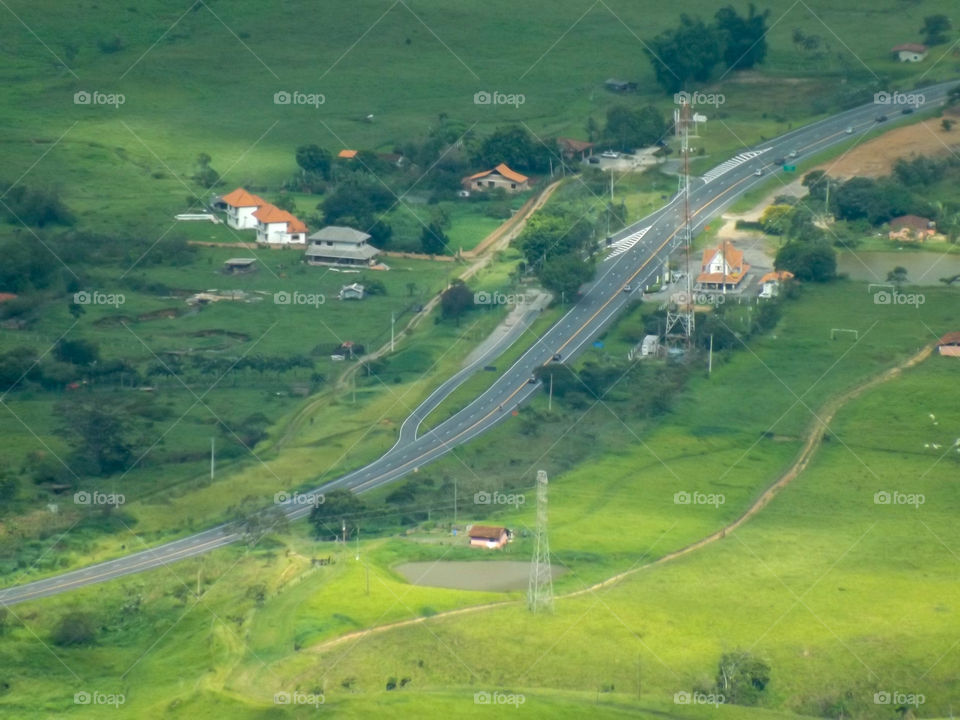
[516,210,597,298]
[646,5,770,92]
[600,105,668,152]
[920,14,952,46]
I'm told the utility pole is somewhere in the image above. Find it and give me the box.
[708,334,713,376]
[453,478,457,530]
[527,470,554,613]
[548,374,553,411]
[210,437,215,479]
[341,519,347,544]
[390,311,395,352]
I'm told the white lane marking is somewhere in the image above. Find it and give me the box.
[701,148,772,184]
[605,226,651,260]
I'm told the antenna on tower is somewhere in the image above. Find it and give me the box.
[528,470,554,613]
[665,99,695,350]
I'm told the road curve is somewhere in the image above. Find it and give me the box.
[1,80,956,607]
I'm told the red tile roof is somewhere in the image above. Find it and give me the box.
[892,43,927,53]
[697,241,749,285]
[890,215,933,231]
[468,525,507,540]
[253,203,307,233]
[467,163,529,184]
[220,187,266,208]
[938,332,960,346]
[338,149,358,159]
[759,270,794,284]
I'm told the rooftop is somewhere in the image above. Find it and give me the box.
[220,187,266,208]
[466,163,529,184]
[309,226,372,244]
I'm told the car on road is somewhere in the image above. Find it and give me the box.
[527,375,538,384]
[601,150,619,159]
[901,107,915,114]
[788,150,798,158]
[754,168,764,176]
[552,353,562,362]
[876,114,888,122]
[774,157,786,166]
[845,126,854,134]
[622,284,632,293]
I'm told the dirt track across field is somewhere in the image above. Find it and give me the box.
[305,343,934,655]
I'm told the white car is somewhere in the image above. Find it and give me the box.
[601,150,619,159]
[788,150,798,158]
[845,126,854,134]
[754,168,764,176]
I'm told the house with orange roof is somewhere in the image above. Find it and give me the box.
[337,149,358,159]
[888,215,937,243]
[695,241,750,292]
[253,203,307,245]
[937,332,960,357]
[463,163,530,193]
[758,270,794,299]
[220,187,267,230]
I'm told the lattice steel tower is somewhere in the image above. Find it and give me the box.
[665,100,695,346]
[527,470,554,613]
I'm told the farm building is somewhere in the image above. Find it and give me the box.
[891,43,928,62]
[758,270,794,298]
[889,215,937,242]
[253,204,307,245]
[695,241,750,291]
[305,226,381,267]
[468,525,509,550]
[337,149,358,159]
[338,283,365,300]
[220,187,267,229]
[937,332,960,357]
[557,137,594,161]
[604,78,637,93]
[463,163,530,193]
[223,258,257,275]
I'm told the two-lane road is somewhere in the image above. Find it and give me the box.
[2,80,956,606]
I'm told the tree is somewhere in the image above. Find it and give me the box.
[775,241,836,282]
[715,651,770,705]
[53,338,99,366]
[943,118,955,132]
[602,105,667,152]
[473,126,550,172]
[192,153,220,189]
[420,221,449,255]
[920,14,951,45]
[56,397,151,476]
[539,254,594,299]
[440,280,474,323]
[295,144,332,179]
[715,4,769,70]
[759,204,792,235]
[887,266,908,286]
[645,14,722,93]
[308,489,367,541]
[51,611,97,646]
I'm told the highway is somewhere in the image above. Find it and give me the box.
[1,80,955,606]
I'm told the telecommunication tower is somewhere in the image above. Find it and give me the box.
[665,99,695,347]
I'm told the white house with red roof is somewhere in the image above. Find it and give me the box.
[220,188,266,230]
[695,241,750,292]
[758,270,793,299]
[254,203,307,245]
[891,43,927,62]
[463,163,530,193]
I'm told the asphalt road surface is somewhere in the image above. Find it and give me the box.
[2,81,956,607]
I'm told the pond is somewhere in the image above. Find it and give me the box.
[395,561,567,592]
[837,251,960,285]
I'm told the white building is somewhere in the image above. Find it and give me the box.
[891,43,928,62]
[253,203,307,245]
[338,283,365,300]
[220,187,266,230]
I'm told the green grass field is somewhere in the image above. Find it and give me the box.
[2,278,957,718]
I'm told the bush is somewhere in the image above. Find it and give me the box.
[51,611,97,646]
